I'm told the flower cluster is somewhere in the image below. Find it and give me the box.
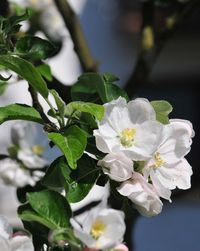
[0,122,47,187]
[94,97,194,216]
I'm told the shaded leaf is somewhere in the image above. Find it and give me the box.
[37,64,52,81]
[15,36,57,60]
[65,101,104,121]
[48,126,87,169]
[0,103,43,125]
[0,55,49,98]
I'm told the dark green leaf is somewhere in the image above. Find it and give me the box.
[0,55,49,98]
[15,36,57,60]
[41,156,68,189]
[71,73,129,103]
[25,190,72,229]
[48,126,87,169]
[0,103,43,125]
[151,100,173,124]
[103,73,120,82]
[37,64,52,81]
[65,101,104,121]
[65,155,99,203]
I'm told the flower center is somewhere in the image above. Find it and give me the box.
[32,144,44,155]
[153,152,165,168]
[120,128,136,148]
[90,219,106,239]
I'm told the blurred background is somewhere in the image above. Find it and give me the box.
[0,0,200,250]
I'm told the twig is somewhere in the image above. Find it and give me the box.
[54,0,97,72]
[28,86,58,132]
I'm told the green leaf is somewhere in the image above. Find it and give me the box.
[41,157,68,189]
[48,126,87,169]
[18,203,57,230]
[66,154,99,203]
[151,100,173,124]
[0,103,43,125]
[71,73,129,103]
[65,101,104,121]
[0,81,7,95]
[25,190,72,229]
[50,89,65,117]
[0,55,49,98]
[37,64,52,81]
[103,72,119,82]
[15,36,57,60]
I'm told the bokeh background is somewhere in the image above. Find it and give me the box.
[1,0,200,250]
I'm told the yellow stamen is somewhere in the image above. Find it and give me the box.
[90,219,106,239]
[153,152,165,168]
[32,144,44,155]
[120,128,136,148]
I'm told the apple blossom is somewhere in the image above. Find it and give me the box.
[94,97,163,161]
[97,153,133,182]
[70,207,125,250]
[143,119,194,200]
[0,158,43,187]
[0,215,34,251]
[117,172,163,217]
[11,122,48,169]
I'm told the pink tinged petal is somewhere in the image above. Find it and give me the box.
[0,216,13,240]
[98,153,133,182]
[117,173,163,217]
[127,98,156,124]
[114,244,129,251]
[10,236,34,251]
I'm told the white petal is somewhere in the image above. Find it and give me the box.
[10,236,34,251]
[0,216,13,240]
[98,153,133,182]
[18,149,48,169]
[0,236,10,251]
[118,173,163,217]
[70,219,96,248]
[149,170,172,201]
[127,98,156,124]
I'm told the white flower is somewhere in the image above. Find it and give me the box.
[70,207,125,250]
[0,158,43,187]
[117,172,163,217]
[11,122,48,169]
[0,215,34,251]
[113,244,129,251]
[143,119,194,200]
[97,153,133,182]
[94,97,163,161]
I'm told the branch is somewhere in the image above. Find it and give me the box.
[28,86,58,132]
[54,0,97,72]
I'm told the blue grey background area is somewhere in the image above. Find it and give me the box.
[134,199,200,251]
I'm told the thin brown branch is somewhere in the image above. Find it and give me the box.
[54,0,97,72]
